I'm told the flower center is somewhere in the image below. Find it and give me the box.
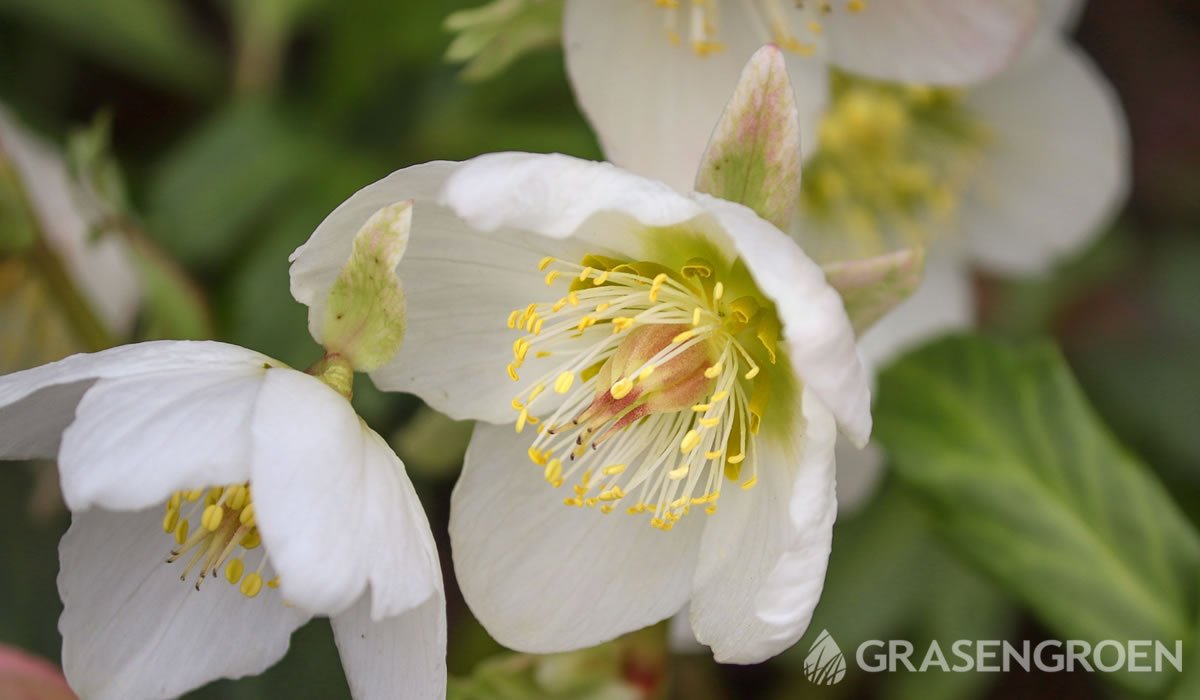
[799,71,991,261]
[650,0,866,57]
[162,483,277,598]
[507,254,781,530]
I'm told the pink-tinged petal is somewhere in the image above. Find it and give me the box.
[0,646,75,700]
[696,45,803,232]
[823,0,1036,86]
[823,248,926,335]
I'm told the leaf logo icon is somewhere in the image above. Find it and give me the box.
[804,630,847,685]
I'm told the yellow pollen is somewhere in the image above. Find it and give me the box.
[727,453,746,465]
[579,266,594,281]
[603,464,628,476]
[610,378,635,400]
[593,270,610,285]
[680,430,702,454]
[544,270,561,285]
[705,450,723,459]
[699,417,721,428]
[672,329,695,344]
[612,317,634,332]
[712,281,724,301]
[704,361,723,379]
[668,465,689,481]
[742,476,758,489]
[507,363,520,382]
[201,504,223,531]
[692,308,702,326]
[648,273,668,302]
[554,371,575,394]
[225,559,244,584]
[515,408,530,433]
[712,390,729,401]
[537,256,555,271]
[240,573,264,598]
[744,365,761,380]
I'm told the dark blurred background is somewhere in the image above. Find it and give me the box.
[0,1,1197,698]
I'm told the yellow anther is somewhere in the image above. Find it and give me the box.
[533,318,544,335]
[595,302,610,313]
[544,459,563,483]
[726,453,746,465]
[712,390,729,401]
[554,371,575,394]
[680,430,702,454]
[225,559,245,584]
[168,492,182,510]
[692,403,712,412]
[671,497,690,510]
[704,361,723,379]
[581,469,593,487]
[699,417,721,428]
[512,398,525,411]
[668,465,690,480]
[201,504,223,532]
[599,489,622,502]
[692,308,702,326]
[174,520,190,545]
[240,573,264,598]
[564,497,583,507]
[742,476,759,490]
[515,408,530,434]
[584,498,599,507]
[705,450,723,459]
[705,505,718,515]
[551,298,568,313]
[162,509,179,534]
[601,505,614,514]
[807,19,824,34]
[545,270,561,286]
[535,350,552,359]
[241,530,261,549]
[603,464,627,476]
[507,363,520,381]
[507,309,520,329]
[529,383,545,401]
[239,503,256,526]
[712,281,724,302]
[537,256,555,271]
[628,504,647,514]
[593,271,610,285]
[228,485,248,510]
[637,365,655,381]
[568,291,580,306]
[610,378,634,399]
[848,0,865,11]
[185,489,203,502]
[267,578,280,589]
[648,273,668,302]
[528,446,548,465]
[672,329,695,344]
[576,316,597,331]
[744,365,761,380]
[578,266,594,281]
[612,317,634,332]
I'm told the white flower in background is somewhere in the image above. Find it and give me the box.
[290,48,878,663]
[0,203,446,700]
[562,0,1128,507]
[564,0,1037,190]
[0,105,140,358]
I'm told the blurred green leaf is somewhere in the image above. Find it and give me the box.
[146,100,314,267]
[875,334,1200,695]
[0,0,218,94]
[444,0,564,82]
[0,156,37,254]
[392,405,473,480]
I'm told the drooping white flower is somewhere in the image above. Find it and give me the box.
[0,204,446,700]
[0,105,140,355]
[289,50,872,661]
[563,0,1037,190]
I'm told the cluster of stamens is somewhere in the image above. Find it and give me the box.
[801,72,991,259]
[507,254,779,530]
[651,0,866,57]
[162,482,278,598]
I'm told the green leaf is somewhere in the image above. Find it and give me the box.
[0,0,218,94]
[695,45,801,232]
[875,335,1200,695]
[146,101,312,267]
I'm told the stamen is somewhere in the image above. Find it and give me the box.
[163,481,275,599]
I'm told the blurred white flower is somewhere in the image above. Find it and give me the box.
[564,0,1037,190]
[0,105,140,357]
[0,203,446,700]
[290,137,871,660]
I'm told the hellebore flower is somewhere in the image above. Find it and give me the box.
[0,203,445,699]
[563,0,1036,189]
[289,47,878,663]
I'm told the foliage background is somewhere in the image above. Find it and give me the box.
[0,0,1198,698]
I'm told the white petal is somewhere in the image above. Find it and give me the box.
[823,0,1036,86]
[962,40,1129,276]
[0,340,272,462]
[58,507,308,700]
[856,250,974,373]
[694,194,871,446]
[0,105,140,335]
[441,152,706,250]
[58,363,271,513]
[332,589,447,700]
[563,0,826,191]
[1027,0,1085,57]
[250,369,439,619]
[689,388,838,663]
[450,422,704,653]
[290,161,577,424]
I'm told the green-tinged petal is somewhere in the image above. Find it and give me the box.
[823,248,925,335]
[695,45,802,232]
[319,201,411,371]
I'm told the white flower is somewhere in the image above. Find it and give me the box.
[0,200,446,700]
[290,148,871,662]
[563,0,1037,190]
[0,105,140,343]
